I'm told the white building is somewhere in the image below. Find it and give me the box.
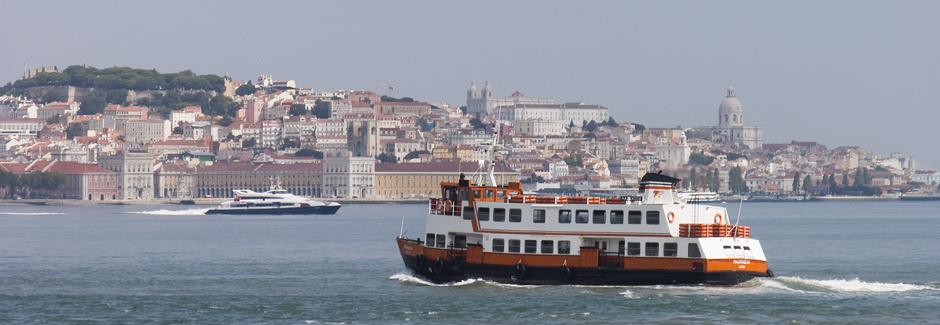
[515,119,566,136]
[0,118,45,139]
[37,102,80,119]
[170,106,201,128]
[122,119,171,144]
[704,87,762,149]
[322,152,376,199]
[496,102,609,126]
[466,80,553,116]
[98,150,155,200]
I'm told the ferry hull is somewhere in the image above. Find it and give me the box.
[205,205,341,215]
[399,253,768,286]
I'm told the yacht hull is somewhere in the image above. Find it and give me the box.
[205,205,341,215]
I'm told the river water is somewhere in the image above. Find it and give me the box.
[1,201,938,324]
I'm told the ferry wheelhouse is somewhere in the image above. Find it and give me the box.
[396,171,773,285]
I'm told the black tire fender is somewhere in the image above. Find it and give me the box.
[558,265,571,281]
[431,258,445,274]
[512,263,527,280]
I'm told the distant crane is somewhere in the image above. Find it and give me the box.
[379,83,394,97]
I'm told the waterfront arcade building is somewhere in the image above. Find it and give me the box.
[374,160,519,199]
[195,162,324,199]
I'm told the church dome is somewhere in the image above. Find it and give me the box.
[719,86,742,113]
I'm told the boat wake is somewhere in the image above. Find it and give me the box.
[389,273,481,287]
[131,208,209,215]
[0,212,64,215]
[761,276,936,293]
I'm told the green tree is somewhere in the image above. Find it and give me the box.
[378,152,398,163]
[312,100,331,118]
[404,150,430,160]
[707,168,720,192]
[242,137,257,148]
[46,114,61,125]
[294,148,323,159]
[217,116,233,127]
[842,173,849,187]
[40,91,66,103]
[235,83,257,96]
[79,91,108,115]
[821,174,829,187]
[729,166,747,194]
[469,117,486,130]
[607,116,619,127]
[289,103,307,116]
[569,120,576,128]
[688,152,713,165]
[793,172,801,193]
[280,138,300,149]
[106,89,128,104]
[802,175,812,192]
[584,120,598,132]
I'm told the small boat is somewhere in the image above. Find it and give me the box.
[205,186,341,215]
[395,131,772,286]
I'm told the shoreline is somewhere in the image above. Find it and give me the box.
[0,197,431,206]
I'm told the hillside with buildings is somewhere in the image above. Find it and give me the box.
[0,67,936,201]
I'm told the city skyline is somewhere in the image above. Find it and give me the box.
[1,1,937,167]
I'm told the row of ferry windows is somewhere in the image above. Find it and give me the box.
[462,207,661,225]
[424,234,704,258]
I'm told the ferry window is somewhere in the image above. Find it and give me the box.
[647,211,660,225]
[493,208,506,222]
[558,210,572,223]
[484,189,494,199]
[478,207,490,221]
[455,235,467,248]
[508,239,521,253]
[459,189,469,201]
[473,190,481,198]
[576,210,589,224]
[524,240,537,253]
[436,234,446,248]
[496,190,506,199]
[688,243,702,258]
[463,206,475,220]
[426,233,435,247]
[492,239,505,252]
[628,211,642,224]
[509,209,522,222]
[645,242,659,257]
[723,245,734,257]
[533,209,546,223]
[541,240,553,254]
[734,246,744,257]
[558,241,571,254]
[611,210,624,224]
[744,246,754,258]
[592,210,606,224]
[627,242,640,256]
[664,243,678,257]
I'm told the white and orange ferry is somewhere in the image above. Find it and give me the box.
[396,136,772,285]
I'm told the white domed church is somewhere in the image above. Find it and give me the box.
[709,87,762,149]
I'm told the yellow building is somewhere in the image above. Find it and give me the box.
[195,162,323,198]
[375,160,519,198]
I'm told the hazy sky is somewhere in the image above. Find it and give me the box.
[2,1,938,168]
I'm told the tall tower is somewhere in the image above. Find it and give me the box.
[483,79,493,99]
[467,79,479,100]
[718,86,743,127]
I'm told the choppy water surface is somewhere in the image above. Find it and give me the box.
[1,201,938,324]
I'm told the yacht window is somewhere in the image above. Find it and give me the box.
[611,210,624,224]
[647,211,660,225]
[524,240,537,253]
[508,239,521,253]
[723,245,734,257]
[744,246,754,258]
[493,238,505,252]
[426,233,435,247]
[454,235,467,248]
[734,246,744,257]
[493,208,506,222]
[688,243,702,258]
[533,209,546,223]
[558,240,571,254]
[627,242,640,256]
[484,189,494,199]
[575,210,589,224]
[477,207,490,221]
[463,206,474,220]
[436,234,446,248]
[628,211,642,224]
[592,210,606,224]
[541,240,553,254]
[664,243,678,257]
[509,209,522,222]
[645,242,659,257]
[496,190,506,199]
[558,210,572,223]
[473,190,481,198]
